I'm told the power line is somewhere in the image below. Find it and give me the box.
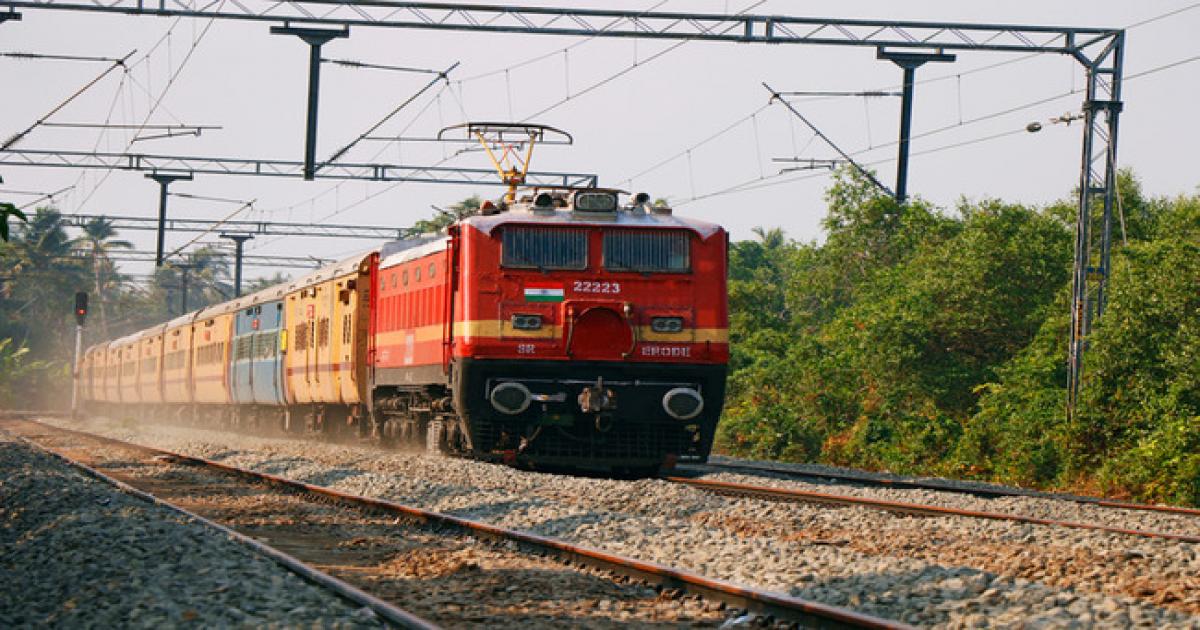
[0,51,125,63]
[322,58,444,74]
[1,51,135,151]
[70,7,224,211]
[453,0,671,83]
[764,83,894,198]
[323,62,459,165]
[519,0,767,122]
[674,42,1200,208]
[619,2,1194,199]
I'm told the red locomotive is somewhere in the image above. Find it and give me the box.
[370,188,729,473]
[80,123,728,475]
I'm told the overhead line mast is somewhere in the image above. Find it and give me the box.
[1,1,1126,419]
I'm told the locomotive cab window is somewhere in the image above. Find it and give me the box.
[603,230,691,273]
[501,226,588,270]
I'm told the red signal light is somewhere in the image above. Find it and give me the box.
[74,292,88,325]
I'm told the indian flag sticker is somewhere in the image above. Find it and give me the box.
[524,282,565,303]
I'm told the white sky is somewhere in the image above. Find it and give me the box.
[2,1,1198,283]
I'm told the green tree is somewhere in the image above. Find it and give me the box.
[77,216,134,337]
[407,195,482,236]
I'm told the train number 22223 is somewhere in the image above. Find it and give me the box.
[572,280,621,294]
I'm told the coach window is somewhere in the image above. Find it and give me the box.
[428,262,436,279]
[415,265,422,282]
[402,270,409,286]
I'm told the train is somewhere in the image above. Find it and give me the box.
[77,188,729,474]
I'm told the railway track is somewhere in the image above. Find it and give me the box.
[9,427,435,629]
[665,475,1200,544]
[695,459,1200,518]
[6,418,908,630]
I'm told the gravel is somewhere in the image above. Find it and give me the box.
[43,415,1200,628]
[13,423,737,628]
[0,429,382,628]
[700,455,1200,539]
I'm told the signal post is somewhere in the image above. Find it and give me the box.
[71,291,87,418]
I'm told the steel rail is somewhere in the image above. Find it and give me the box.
[697,461,1200,518]
[665,476,1200,544]
[19,419,908,630]
[12,432,438,630]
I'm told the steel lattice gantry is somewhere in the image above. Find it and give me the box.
[0,2,1125,416]
[0,149,599,188]
[57,213,412,240]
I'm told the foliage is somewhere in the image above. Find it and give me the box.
[406,195,482,237]
[719,168,1200,506]
[0,337,62,410]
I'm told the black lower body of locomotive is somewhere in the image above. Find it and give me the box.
[450,358,726,474]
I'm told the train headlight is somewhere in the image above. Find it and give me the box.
[490,382,532,415]
[650,317,684,333]
[574,191,618,213]
[662,388,704,421]
[511,314,543,330]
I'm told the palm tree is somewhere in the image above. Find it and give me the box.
[77,216,133,337]
[154,246,232,315]
[752,226,786,250]
[1,207,87,359]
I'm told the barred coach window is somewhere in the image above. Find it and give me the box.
[501,226,588,270]
[603,230,690,273]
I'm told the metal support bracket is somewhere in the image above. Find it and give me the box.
[271,24,350,180]
[219,232,254,297]
[146,172,193,266]
[877,48,956,203]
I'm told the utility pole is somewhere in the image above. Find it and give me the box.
[220,232,254,297]
[876,48,955,203]
[146,172,193,266]
[71,291,87,418]
[271,25,349,180]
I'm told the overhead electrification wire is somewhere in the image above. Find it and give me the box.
[764,82,894,198]
[454,0,671,84]
[15,185,75,210]
[169,192,254,205]
[0,51,125,63]
[160,198,257,264]
[323,62,460,167]
[674,43,1200,209]
[614,103,770,187]
[71,5,225,211]
[619,2,1196,195]
[1,50,134,151]
[519,0,766,122]
[322,58,444,74]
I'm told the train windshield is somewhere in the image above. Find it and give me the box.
[602,230,690,273]
[501,226,588,270]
